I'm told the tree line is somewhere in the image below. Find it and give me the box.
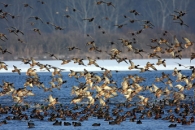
[0,0,194,60]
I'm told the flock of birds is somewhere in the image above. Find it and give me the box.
[0,0,195,128]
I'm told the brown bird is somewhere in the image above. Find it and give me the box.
[44,52,58,60]
[147,44,157,49]
[110,48,122,56]
[103,2,115,8]
[174,10,187,17]
[7,28,18,36]
[48,22,65,30]
[182,37,193,48]
[0,61,8,70]
[36,62,50,72]
[0,33,8,41]
[137,95,149,106]
[86,41,95,46]
[142,24,153,29]
[142,20,154,26]
[0,2,11,7]
[0,12,8,21]
[13,96,23,103]
[173,35,184,49]
[165,47,175,58]
[89,46,102,52]
[162,31,168,36]
[59,59,71,65]
[23,3,33,9]
[96,1,105,5]
[164,78,173,88]
[87,57,99,67]
[136,29,144,34]
[19,57,31,64]
[51,67,64,77]
[129,32,137,37]
[11,27,24,35]
[170,14,181,20]
[151,38,158,43]
[118,38,130,46]
[130,9,140,15]
[115,56,128,64]
[159,38,169,45]
[27,68,38,77]
[83,17,94,22]
[175,62,188,68]
[151,84,162,98]
[7,13,20,19]
[139,67,151,73]
[174,19,189,27]
[12,65,21,75]
[32,28,41,35]
[67,46,80,51]
[72,58,86,66]
[128,60,140,70]
[29,16,43,23]
[64,14,71,18]
[129,19,141,23]
[154,76,163,83]
[18,38,26,44]
[0,47,12,54]
[48,95,58,107]
[133,48,145,57]
[156,59,166,67]
[175,84,185,92]
[145,62,157,71]
[148,52,161,59]
[86,34,93,39]
[114,24,127,28]
[124,43,134,52]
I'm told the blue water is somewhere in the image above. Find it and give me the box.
[0,70,194,129]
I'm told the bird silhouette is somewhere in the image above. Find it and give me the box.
[83,17,94,22]
[23,3,33,9]
[44,52,58,60]
[0,2,11,7]
[29,16,43,23]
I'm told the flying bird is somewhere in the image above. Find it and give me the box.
[67,46,81,51]
[83,17,94,22]
[44,52,58,60]
[23,3,33,9]
[0,47,12,54]
[182,37,193,48]
[29,16,44,23]
[12,65,21,75]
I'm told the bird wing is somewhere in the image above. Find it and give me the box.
[129,60,134,66]
[138,95,145,101]
[13,65,18,70]
[174,36,180,44]
[182,37,190,43]
[53,55,58,60]
[49,95,55,103]
[151,65,157,71]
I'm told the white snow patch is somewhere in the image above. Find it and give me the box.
[0,58,194,73]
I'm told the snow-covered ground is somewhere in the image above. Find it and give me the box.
[1,58,194,73]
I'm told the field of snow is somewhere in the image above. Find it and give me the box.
[1,58,194,73]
